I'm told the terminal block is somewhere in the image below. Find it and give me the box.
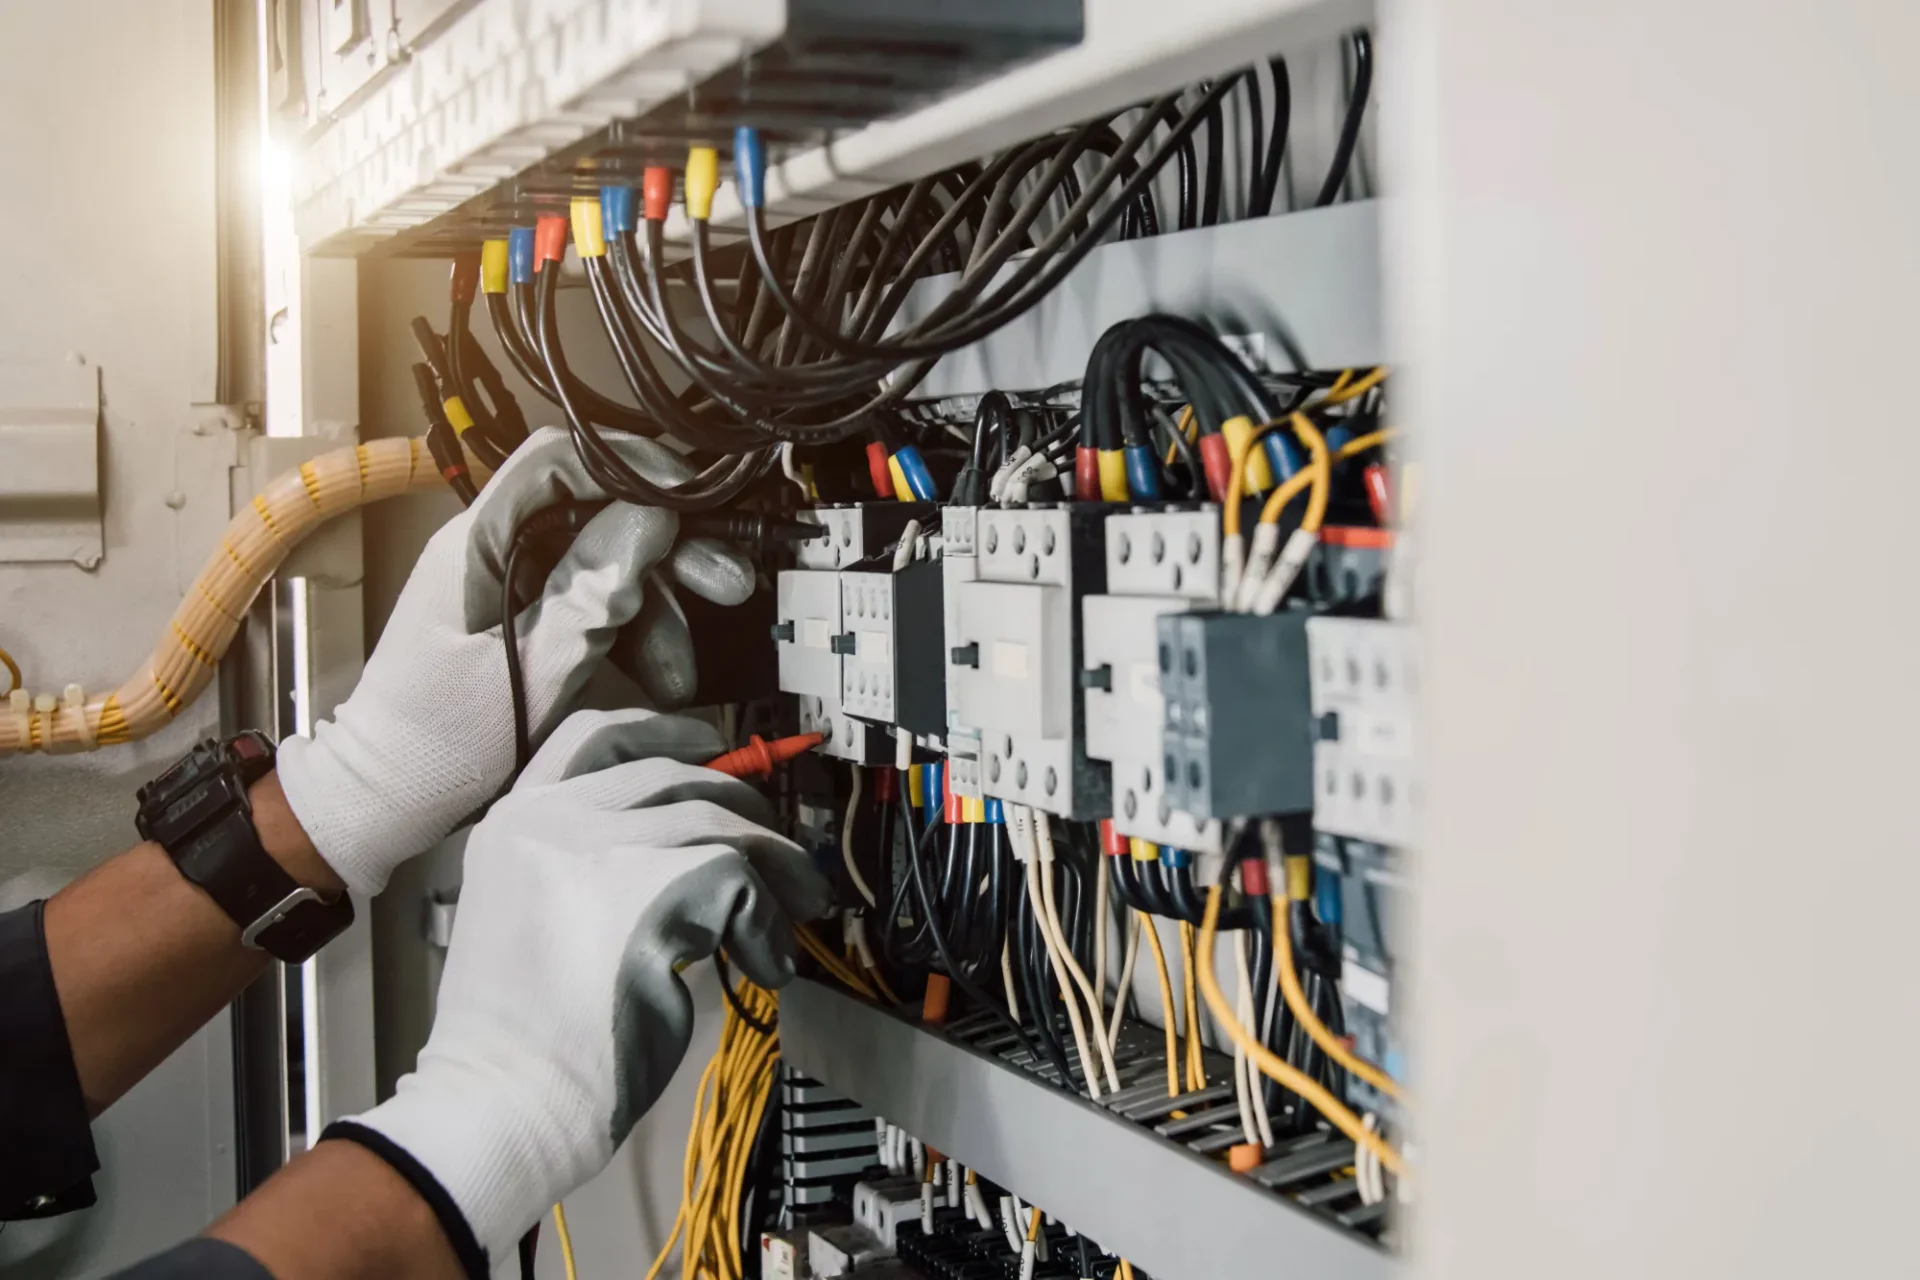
[948,505,1108,818]
[798,693,891,764]
[1305,616,1418,845]
[1084,508,1224,854]
[940,507,985,799]
[1158,610,1314,819]
[838,560,946,738]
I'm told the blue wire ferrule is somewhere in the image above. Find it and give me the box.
[925,762,946,825]
[984,799,1004,825]
[507,227,537,285]
[734,126,767,209]
[1123,444,1161,499]
[1315,866,1344,926]
[1262,431,1305,481]
[600,185,636,236]
[894,445,936,500]
[1161,846,1193,869]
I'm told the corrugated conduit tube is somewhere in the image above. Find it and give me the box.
[2,436,439,756]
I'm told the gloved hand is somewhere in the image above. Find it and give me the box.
[278,427,754,897]
[324,709,829,1270]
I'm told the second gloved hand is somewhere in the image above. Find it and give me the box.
[322,709,829,1271]
[278,427,754,898]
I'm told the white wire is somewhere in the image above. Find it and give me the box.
[1016,809,1106,1099]
[780,442,811,501]
[1093,853,1110,1037]
[1000,938,1022,1022]
[892,518,922,571]
[841,766,877,907]
[1105,912,1141,1054]
[1234,930,1275,1149]
[1031,814,1122,1093]
[1358,1113,1385,1205]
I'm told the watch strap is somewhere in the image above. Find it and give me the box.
[172,808,353,963]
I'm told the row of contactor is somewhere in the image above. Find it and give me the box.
[772,503,1415,865]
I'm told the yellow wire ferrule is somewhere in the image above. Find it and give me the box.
[887,455,913,504]
[443,396,475,435]
[1285,855,1312,902]
[1096,449,1129,501]
[479,239,510,294]
[1130,837,1159,862]
[1221,416,1273,492]
[570,196,607,259]
[685,147,720,221]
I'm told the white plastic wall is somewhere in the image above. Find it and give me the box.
[1396,2,1920,1276]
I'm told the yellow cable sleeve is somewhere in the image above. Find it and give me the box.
[0,436,437,757]
[1220,416,1273,492]
[480,239,510,294]
[570,196,608,259]
[443,396,475,434]
[1272,891,1404,1101]
[1198,885,1406,1175]
[685,147,720,221]
[1096,449,1129,501]
[887,455,913,504]
[1138,911,1180,1098]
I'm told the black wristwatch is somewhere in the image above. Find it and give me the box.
[136,731,353,963]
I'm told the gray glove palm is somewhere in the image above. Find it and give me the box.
[279,426,753,898]
[335,708,829,1266]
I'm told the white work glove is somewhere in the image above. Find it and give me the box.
[278,427,755,897]
[327,709,829,1269]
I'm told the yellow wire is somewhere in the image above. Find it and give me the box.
[1119,1262,1136,1280]
[1328,369,1355,396]
[1163,404,1198,466]
[1271,891,1404,1101]
[1256,413,1332,529]
[1025,1206,1044,1242]
[1336,427,1396,461]
[1138,911,1180,1098]
[552,1204,579,1280]
[1197,885,1405,1176]
[1178,922,1206,1091]
[865,963,903,1006]
[796,923,877,999]
[0,645,19,697]
[1323,366,1386,405]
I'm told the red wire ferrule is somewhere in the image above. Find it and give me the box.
[642,166,674,223]
[533,213,570,266]
[1074,446,1100,501]
[1198,433,1232,503]
[1099,819,1129,858]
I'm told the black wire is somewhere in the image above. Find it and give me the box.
[1251,58,1292,217]
[501,536,533,781]
[904,810,1043,1065]
[716,951,777,1034]
[518,1225,538,1279]
[1313,32,1372,208]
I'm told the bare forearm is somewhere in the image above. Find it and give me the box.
[42,770,343,1115]
[207,1141,463,1280]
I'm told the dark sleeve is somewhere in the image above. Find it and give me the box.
[106,1239,275,1279]
[0,900,99,1219]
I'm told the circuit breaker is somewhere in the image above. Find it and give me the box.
[947,505,1108,818]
